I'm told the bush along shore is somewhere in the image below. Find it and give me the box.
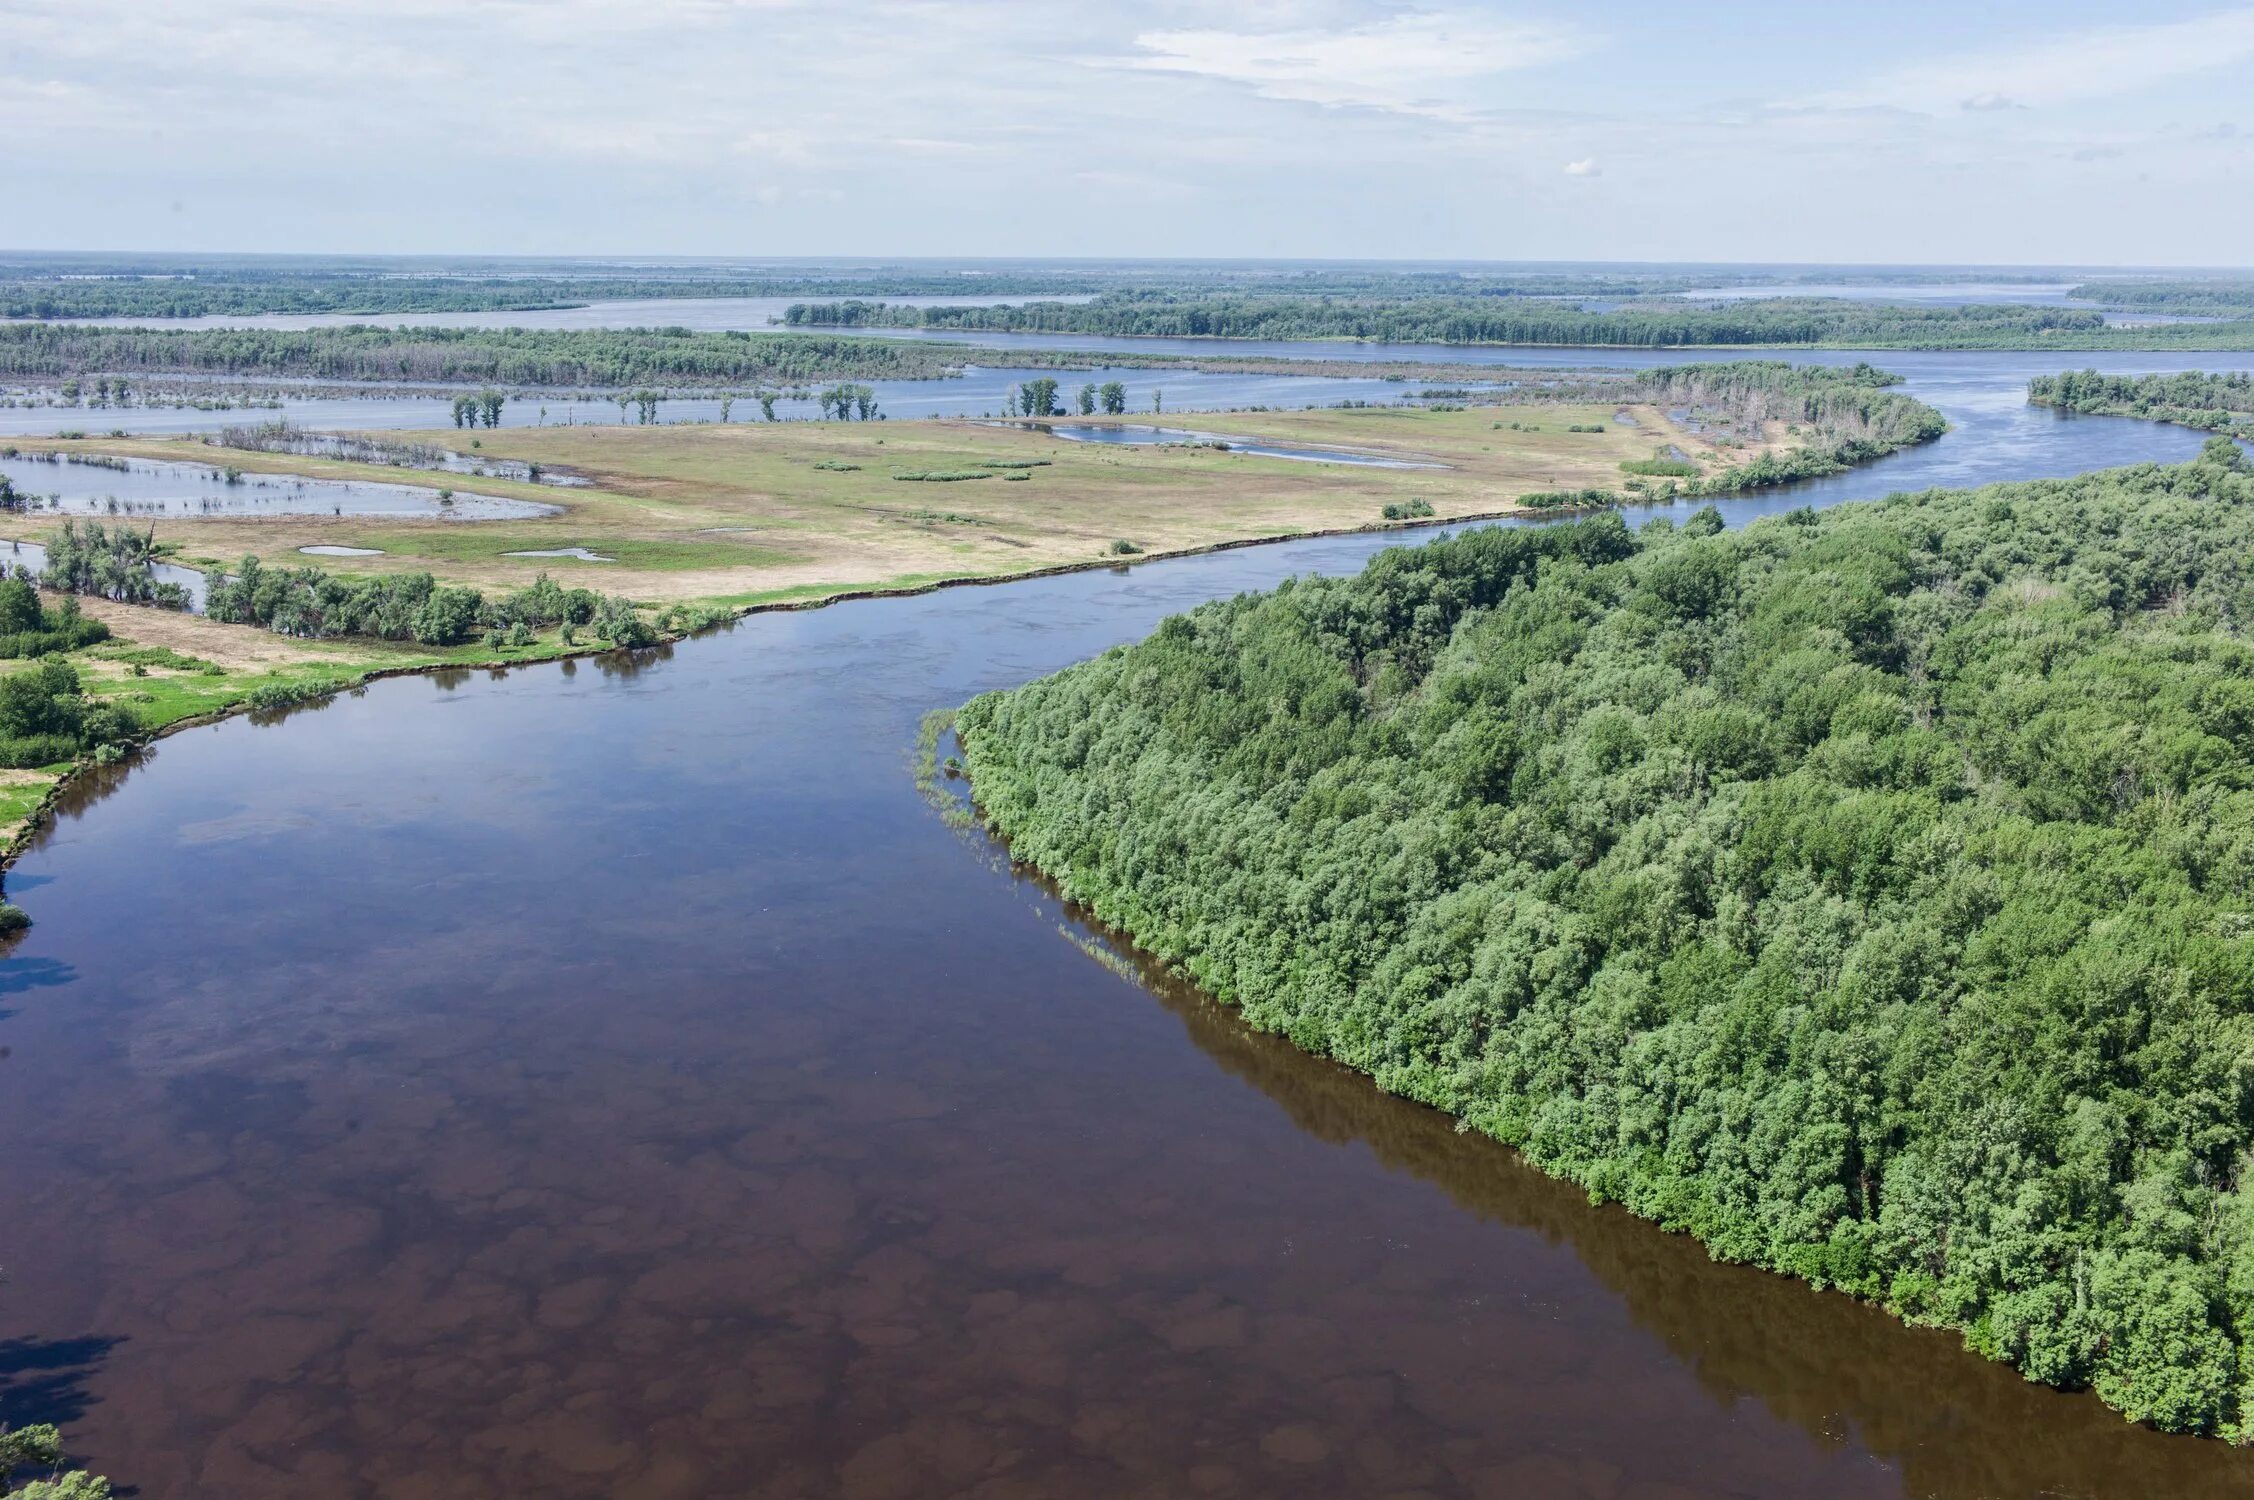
[957,438,2254,1438]
[2030,369,2254,443]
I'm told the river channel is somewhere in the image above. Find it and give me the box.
[1,349,2252,1497]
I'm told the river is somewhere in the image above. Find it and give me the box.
[1,351,2253,1497]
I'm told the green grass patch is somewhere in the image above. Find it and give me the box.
[318,531,795,572]
[1621,456,1702,478]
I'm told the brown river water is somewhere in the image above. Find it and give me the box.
[4,381,2254,1497]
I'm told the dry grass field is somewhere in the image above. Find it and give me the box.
[0,402,1787,608]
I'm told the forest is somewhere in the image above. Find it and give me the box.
[0,325,972,388]
[0,261,1842,321]
[957,437,2254,1437]
[2030,369,2254,440]
[2069,282,2254,317]
[788,294,2254,351]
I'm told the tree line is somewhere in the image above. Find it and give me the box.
[958,437,2254,1437]
[2030,368,2254,440]
[788,294,2254,352]
[200,561,655,648]
[2066,282,2254,317]
[0,325,972,388]
[0,263,1835,322]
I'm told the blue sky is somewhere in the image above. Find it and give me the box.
[2,0,2249,265]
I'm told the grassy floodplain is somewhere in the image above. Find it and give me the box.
[0,402,1799,608]
[0,365,1935,867]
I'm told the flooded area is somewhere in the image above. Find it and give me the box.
[222,427,594,486]
[0,536,208,610]
[0,453,558,519]
[1019,422,1446,468]
[1,351,2253,1497]
[0,367,1469,439]
[297,545,383,557]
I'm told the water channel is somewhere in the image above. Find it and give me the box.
[0,348,2251,1497]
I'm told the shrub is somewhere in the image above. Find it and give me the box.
[1518,488,1621,510]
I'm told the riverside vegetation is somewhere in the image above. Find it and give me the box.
[2031,369,2254,441]
[957,437,2254,1437]
[790,294,2254,351]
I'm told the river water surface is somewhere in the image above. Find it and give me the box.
[3,358,2254,1498]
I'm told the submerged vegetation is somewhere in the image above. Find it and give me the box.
[958,439,2254,1436]
[39,521,190,608]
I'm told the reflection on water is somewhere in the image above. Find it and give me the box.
[0,538,209,612]
[0,454,554,519]
[0,359,2252,1497]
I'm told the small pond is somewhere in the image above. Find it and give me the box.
[504,546,615,562]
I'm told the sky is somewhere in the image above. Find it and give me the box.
[2,0,2250,266]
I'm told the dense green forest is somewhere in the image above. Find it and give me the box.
[789,294,2254,351]
[2031,369,2254,440]
[0,325,971,388]
[0,262,1848,321]
[2070,283,2254,317]
[958,437,2254,1437]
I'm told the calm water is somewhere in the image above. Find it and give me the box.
[1020,422,1445,469]
[0,365,1459,438]
[0,454,553,519]
[0,537,208,610]
[2,359,2254,1498]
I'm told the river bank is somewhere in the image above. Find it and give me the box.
[1,352,2250,1498]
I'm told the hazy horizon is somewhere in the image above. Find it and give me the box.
[5,0,2251,264]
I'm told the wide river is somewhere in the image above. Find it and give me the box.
[4,349,2254,1498]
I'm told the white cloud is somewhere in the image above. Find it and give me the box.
[1563,157,1600,176]
[1802,8,2254,114]
[1111,10,1590,119]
